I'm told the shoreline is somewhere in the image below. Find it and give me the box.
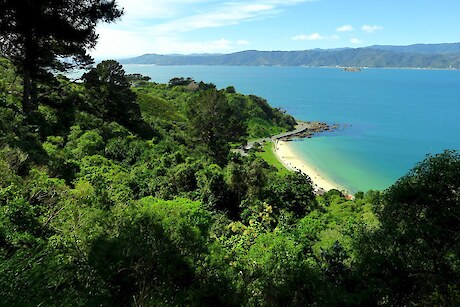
[122,64,460,71]
[270,120,352,197]
[238,120,354,197]
[274,139,351,196]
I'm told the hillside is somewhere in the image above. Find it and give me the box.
[120,43,460,69]
[366,42,460,54]
[1,57,459,305]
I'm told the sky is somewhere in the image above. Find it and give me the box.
[92,0,460,59]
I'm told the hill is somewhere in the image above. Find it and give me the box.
[1,57,459,306]
[120,43,460,69]
[366,42,460,54]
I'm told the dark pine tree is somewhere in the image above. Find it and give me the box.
[0,0,123,116]
[82,60,138,122]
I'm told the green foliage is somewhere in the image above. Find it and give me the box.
[186,89,246,164]
[225,155,271,205]
[266,171,317,217]
[0,52,458,305]
[67,127,105,160]
[196,164,230,211]
[0,58,21,109]
[134,81,295,140]
[169,77,195,87]
[0,0,122,114]
[0,145,29,181]
[85,198,213,305]
[75,155,134,208]
[255,142,291,175]
[82,60,140,124]
[126,73,151,83]
[136,91,183,122]
[227,94,296,138]
[225,85,236,93]
[356,150,460,305]
[240,232,319,305]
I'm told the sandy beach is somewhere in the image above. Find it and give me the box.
[274,139,350,196]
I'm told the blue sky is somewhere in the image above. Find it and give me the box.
[92,0,460,58]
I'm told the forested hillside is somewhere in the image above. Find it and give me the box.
[1,1,459,306]
[121,44,460,69]
[366,42,460,54]
[0,56,459,306]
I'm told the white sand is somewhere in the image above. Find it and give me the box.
[274,140,351,196]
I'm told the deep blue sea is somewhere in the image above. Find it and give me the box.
[117,65,460,193]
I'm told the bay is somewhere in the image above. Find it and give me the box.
[120,65,460,193]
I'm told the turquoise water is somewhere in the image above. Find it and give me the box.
[120,65,460,193]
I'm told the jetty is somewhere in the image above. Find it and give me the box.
[235,121,343,156]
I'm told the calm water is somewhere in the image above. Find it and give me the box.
[119,65,460,193]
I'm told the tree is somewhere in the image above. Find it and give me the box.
[196,164,230,212]
[0,0,122,115]
[169,77,194,87]
[86,197,214,305]
[356,150,460,305]
[265,171,317,218]
[82,60,139,123]
[126,73,151,82]
[186,89,246,164]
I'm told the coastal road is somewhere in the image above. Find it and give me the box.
[243,121,312,152]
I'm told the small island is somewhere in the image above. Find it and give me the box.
[342,67,362,72]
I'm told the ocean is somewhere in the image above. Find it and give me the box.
[119,65,460,193]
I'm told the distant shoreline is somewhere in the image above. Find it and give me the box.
[119,44,460,70]
[121,63,459,71]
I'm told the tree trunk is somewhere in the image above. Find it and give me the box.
[22,67,32,115]
[22,32,38,118]
[31,78,37,109]
[22,66,39,120]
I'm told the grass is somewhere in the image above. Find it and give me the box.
[256,142,292,176]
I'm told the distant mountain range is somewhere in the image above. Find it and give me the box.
[120,43,460,69]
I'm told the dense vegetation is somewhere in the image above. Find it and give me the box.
[1,2,459,305]
[121,43,460,69]
[0,56,459,306]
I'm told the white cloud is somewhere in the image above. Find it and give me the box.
[93,0,315,57]
[119,0,316,35]
[291,33,323,41]
[266,0,310,3]
[93,27,154,58]
[115,0,211,21]
[149,3,279,35]
[336,24,354,32]
[292,33,323,41]
[350,38,362,44]
[291,33,339,41]
[237,40,250,45]
[152,37,234,54]
[93,26,239,57]
[361,24,383,33]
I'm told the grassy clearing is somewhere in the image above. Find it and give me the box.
[256,142,292,176]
